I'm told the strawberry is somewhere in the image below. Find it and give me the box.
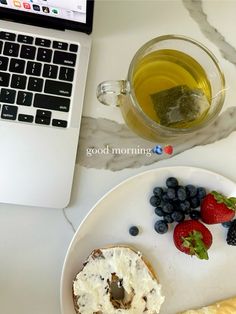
[201,191,236,224]
[164,145,173,155]
[173,220,212,260]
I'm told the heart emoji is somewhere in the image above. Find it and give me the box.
[164,145,173,155]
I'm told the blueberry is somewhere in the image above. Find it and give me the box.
[150,195,161,207]
[190,197,200,209]
[185,209,191,215]
[172,197,179,203]
[129,226,139,236]
[197,187,207,200]
[222,221,233,228]
[171,210,185,222]
[186,184,197,198]
[167,188,176,200]
[161,193,169,203]
[166,177,178,188]
[153,187,164,197]
[162,203,174,214]
[152,145,163,155]
[177,187,187,201]
[164,214,174,224]
[154,207,164,217]
[179,200,191,212]
[172,201,181,211]
[190,210,201,220]
[154,220,168,234]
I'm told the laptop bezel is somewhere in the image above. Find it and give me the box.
[0,0,94,34]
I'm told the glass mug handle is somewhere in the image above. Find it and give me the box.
[96,80,130,107]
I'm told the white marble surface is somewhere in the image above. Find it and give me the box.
[1,1,236,314]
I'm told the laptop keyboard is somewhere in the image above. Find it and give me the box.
[0,31,79,128]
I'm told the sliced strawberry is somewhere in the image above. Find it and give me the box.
[201,191,236,224]
[173,220,212,260]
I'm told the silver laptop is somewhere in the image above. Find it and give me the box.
[0,0,94,208]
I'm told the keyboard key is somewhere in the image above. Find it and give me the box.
[20,45,36,60]
[18,114,34,123]
[42,64,58,79]
[3,42,19,57]
[34,93,70,112]
[44,79,72,97]
[0,56,9,71]
[0,88,16,103]
[0,31,16,41]
[53,41,68,50]
[37,48,52,63]
[69,44,78,52]
[36,109,51,118]
[35,109,51,125]
[9,58,25,73]
[26,61,42,76]
[1,104,18,120]
[59,67,74,82]
[28,77,43,92]
[17,34,33,44]
[17,91,33,106]
[52,119,67,128]
[0,72,10,86]
[35,38,51,47]
[0,41,3,54]
[53,51,76,67]
[11,74,27,89]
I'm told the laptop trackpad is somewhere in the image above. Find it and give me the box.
[0,122,78,208]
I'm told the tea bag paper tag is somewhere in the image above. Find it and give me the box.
[151,85,210,127]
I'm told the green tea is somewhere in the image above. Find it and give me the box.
[132,49,212,128]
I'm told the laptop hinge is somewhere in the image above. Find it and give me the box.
[0,11,66,31]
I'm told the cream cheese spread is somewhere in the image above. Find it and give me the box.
[73,247,165,314]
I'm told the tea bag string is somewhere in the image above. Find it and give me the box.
[211,87,229,101]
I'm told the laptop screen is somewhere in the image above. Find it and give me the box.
[0,0,94,33]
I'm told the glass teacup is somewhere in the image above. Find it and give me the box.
[97,35,225,143]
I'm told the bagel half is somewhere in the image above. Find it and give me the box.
[179,296,236,314]
[72,246,164,314]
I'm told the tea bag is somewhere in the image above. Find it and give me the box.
[151,85,210,127]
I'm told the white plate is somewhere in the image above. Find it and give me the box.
[60,166,236,314]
